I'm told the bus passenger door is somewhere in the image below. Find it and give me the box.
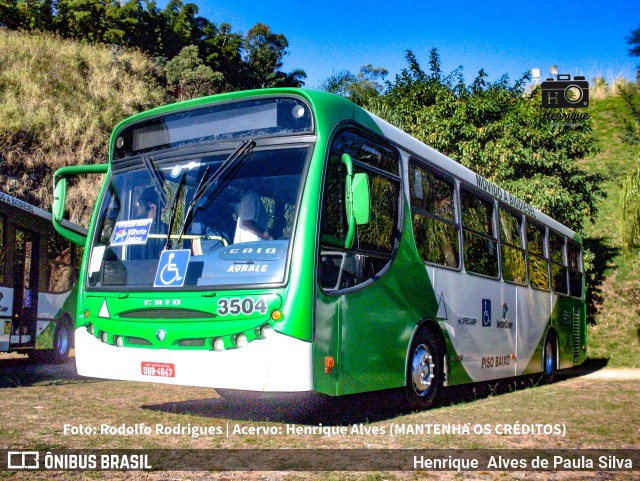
[314,131,432,396]
[0,216,10,352]
[9,228,39,348]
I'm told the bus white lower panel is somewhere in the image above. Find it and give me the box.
[428,267,552,382]
[75,328,313,392]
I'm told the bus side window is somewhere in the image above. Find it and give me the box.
[499,207,526,285]
[460,188,498,278]
[549,231,568,295]
[567,240,583,298]
[48,236,74,293]
[526,222,549,291]
[409,160,459,269]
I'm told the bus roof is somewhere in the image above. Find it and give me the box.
[0,190,87,237]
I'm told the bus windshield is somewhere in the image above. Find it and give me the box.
[87,143,311,290]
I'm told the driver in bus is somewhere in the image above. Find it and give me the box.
[234,189,272,243]
[136,187,167,258]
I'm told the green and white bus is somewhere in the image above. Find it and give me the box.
[52,89,586,407]
[0,190,84,363]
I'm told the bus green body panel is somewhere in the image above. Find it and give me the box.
[314,202,439,396]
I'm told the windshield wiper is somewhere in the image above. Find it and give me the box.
[172,139,255,249]
[141,155,167,207]
[163,172,186,250]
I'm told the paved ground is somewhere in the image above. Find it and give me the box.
[579,368,640,380]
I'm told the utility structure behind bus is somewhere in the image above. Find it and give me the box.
[53,89,586,408]
[0,191,84,363]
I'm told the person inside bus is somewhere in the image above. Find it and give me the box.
[190,207,229,254]
[234,189,272,243]
[135,187,167,258]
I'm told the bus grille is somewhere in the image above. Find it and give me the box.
[118,308,215,319]
[573,308,581,362]
[127,337,152,346]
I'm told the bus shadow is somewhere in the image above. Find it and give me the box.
[143,358,611,425]
[0,355,101,388]
[143,388,412,425]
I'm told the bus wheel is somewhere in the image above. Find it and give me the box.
[48,323,72,364]
[405,327,441,410]
[542,333,557,384]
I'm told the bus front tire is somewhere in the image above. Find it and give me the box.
[405,326,441,411]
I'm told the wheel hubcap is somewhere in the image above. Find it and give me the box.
[411,344,435,396]
[545,341,553,375]
[57,328,69,355]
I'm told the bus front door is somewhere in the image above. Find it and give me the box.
[9,228,39,348]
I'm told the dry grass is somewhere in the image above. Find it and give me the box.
[0,356,638,480]
[589,75,632,100]
[0,29,167,225]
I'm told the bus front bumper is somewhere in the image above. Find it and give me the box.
[74,327,313,392]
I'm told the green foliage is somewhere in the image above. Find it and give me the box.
[164,45,223,100]
[627,25,640,64]
[319,65,388,105]
[620,156,640,252]
[367,49,603,232]
[243,22,305,89]
[618,81,640,144]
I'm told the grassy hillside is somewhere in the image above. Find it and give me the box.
[581,95,640,367]
[0,29,167,225]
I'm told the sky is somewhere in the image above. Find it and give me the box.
[175,0,638,88]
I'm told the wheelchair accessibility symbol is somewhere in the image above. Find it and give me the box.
[154,249,191,287]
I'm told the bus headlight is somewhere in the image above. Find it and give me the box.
[260,325,275,339]
[115,336,124,347]
[235,333,248,348]
[212,338,225,351]
[101,332,108,344]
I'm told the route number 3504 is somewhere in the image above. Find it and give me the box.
[217,297,268,316]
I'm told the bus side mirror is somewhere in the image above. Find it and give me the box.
[52,164,109,246]
[342,154,371,249]
[52,177,67,223]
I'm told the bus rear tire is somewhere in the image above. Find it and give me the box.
[405,326,441,411]
[542,332,557,384]
[46,322,72,364]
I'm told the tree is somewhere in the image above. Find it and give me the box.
[55,0,106,42]
[104,0,143,47]
[627,25,640,62]
[618,82,640,144]
[201,21,243,88]
[368,49,602,232]
[164,45,223,100]
[243,22,305,89]
[319,65,388,105]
